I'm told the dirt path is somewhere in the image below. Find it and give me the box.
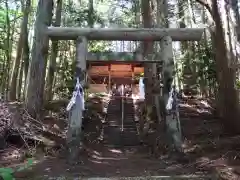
[17,144,212,179]
[1,96,239,179]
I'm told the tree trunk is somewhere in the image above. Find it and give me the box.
[141,0,154,103]
[156,0,169,139]
[88,0,94,28]
[9,31,23,100]
[178,0,192,94]
[25,0,53,118]
[188,0,198,94]
[46,0,63,101]
[211,0,240,133]
[230,0,240,41]
[17,59,24,100]
[2,0,11,99]
[22,0,31,100]
[9,0,31,101]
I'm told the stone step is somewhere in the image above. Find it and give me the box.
[124,116,135,119]
[106,116,135,121]
[104,97,139,146]
[103,139,140,147]
[105,120,136,125]
[105,119,136,123]
[107,114,132,116]
[104,127,138,134]
[103,128,139,146]
[106,124,137,128]
[104,124,136,128]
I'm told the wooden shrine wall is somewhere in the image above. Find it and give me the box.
[88,64,144,77]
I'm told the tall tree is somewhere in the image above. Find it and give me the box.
[141,0,154,103]
[9,0,31,101]
[88,0,94,28]
[22,0,31,100]
[1,0,11,98]
[196,0,240,133]
[230,0,240,41]
[46,0,63,101]
[25,0,53,118]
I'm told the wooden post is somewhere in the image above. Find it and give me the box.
[108,64,111,93]
[131,65,134,89]
[153,52,162,129]
[161,36,174,103]
[67,36,88,161]
[76,36,87,85]
[161,36,182,151]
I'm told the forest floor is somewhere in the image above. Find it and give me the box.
[1,95,240,179]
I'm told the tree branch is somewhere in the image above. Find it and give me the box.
[195,0,213,17]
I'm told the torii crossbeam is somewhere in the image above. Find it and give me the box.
[46,27,204,41]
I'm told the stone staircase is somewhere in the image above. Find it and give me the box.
[31,95,216,180]
[103,96,140,147]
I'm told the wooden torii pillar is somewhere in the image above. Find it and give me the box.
[66,36,88,161]
[44,27,204,157]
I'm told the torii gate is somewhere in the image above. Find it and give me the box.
[45,27,203,157]
[24,0,204,161]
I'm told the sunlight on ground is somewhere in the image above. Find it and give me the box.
[179,104,193,108]
[109,148,122,154]
[90,159,110,164]
[196,155,235,178]
[196,109,211,114]
[92,150,101,156]
[1,147,22,161]
[91,154,127,161]
[180,100,212,115]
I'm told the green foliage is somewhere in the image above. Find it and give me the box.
[0,7,5,25]
[0,0,22,94]
[0,168,14,180]
[53,0,136,99]
[196,41,216,82]
[0,158,33,180]
[134,72,144,81]
[236,80,240,89]
[178,39,217,95]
